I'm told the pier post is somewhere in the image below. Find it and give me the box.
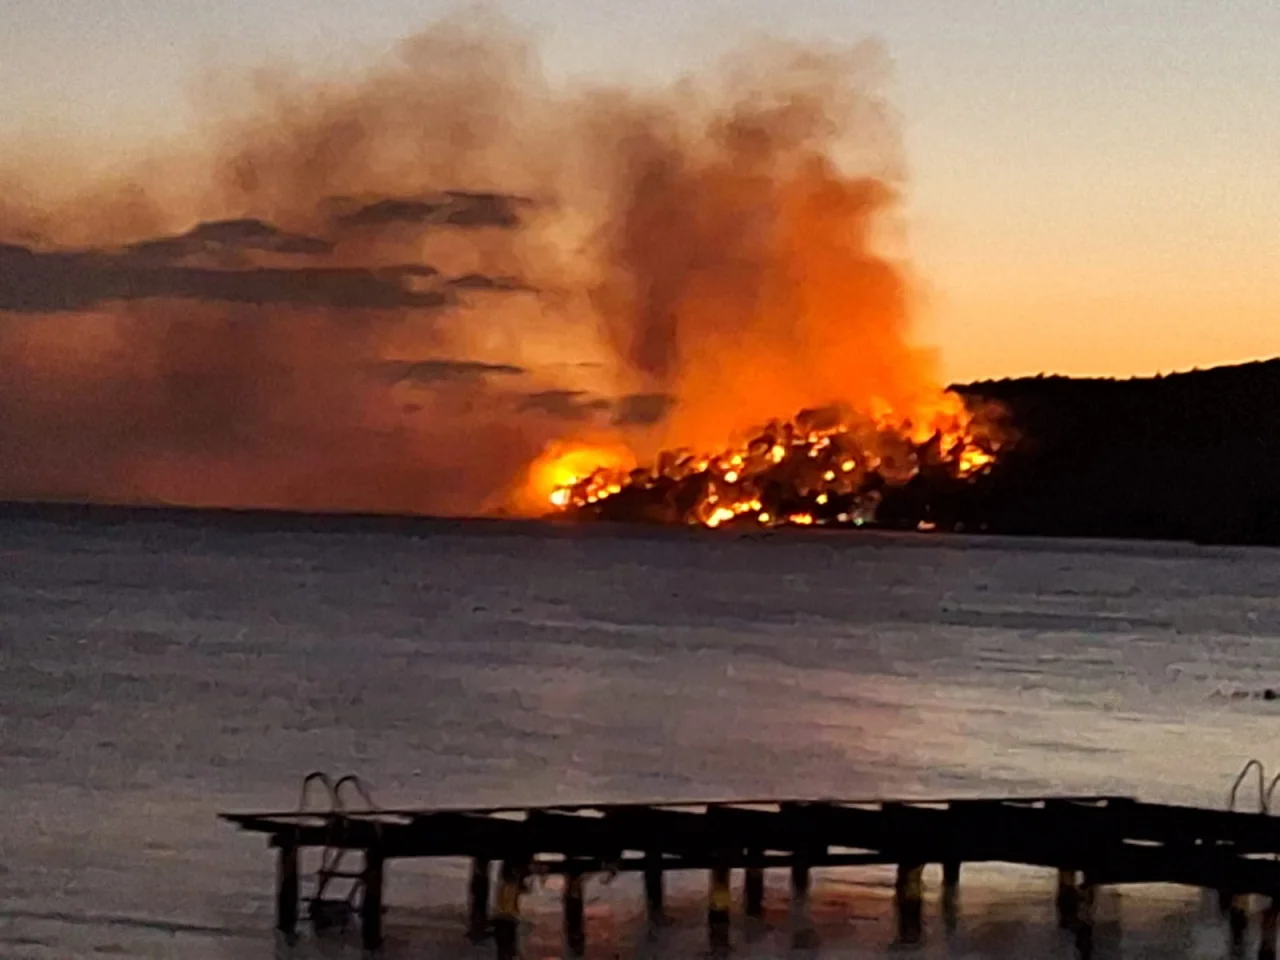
[1056,868,1082,928]
[790,858,817,949]
[1073,881,1095,960]
[1230,893,1251,953]
[361,845,385,953]
[1260,898,1279,960]
[709,862,732,954]
[791,861,811,900]
[493,860,525,960]
[563,865,586,956]
[895,862,925,944]
[942,861,961,932]
[275,833,299,944]
[644,851,664,924]
[744,853,765,919]
[467,858,491,942]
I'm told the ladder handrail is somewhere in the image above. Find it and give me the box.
[1266,773,1280,819]
[334,774,378,814]
[1229,759,1268,814]
[298,771,338,815]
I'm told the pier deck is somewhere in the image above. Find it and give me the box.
[221,788,1280,957]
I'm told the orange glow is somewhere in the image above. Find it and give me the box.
[517,440,637,516]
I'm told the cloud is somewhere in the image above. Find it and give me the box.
[391,359,527,383]
[125,219,333,260]
[331,191,531,230]
[511,389,677,424]
[518,389,614,420]
[612,392,676,426]
[0,233,469,313]
[449,273,530,292]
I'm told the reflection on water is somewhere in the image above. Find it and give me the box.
[2,519,1280,957]
[1,870,1258,959]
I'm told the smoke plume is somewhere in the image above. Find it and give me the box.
[0,14,960,517]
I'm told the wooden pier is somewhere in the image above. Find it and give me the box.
[221,774,1280,958]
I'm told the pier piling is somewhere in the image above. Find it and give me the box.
[744,856,765,918]
[709,862,732,953]
[1230,893,1251,953]
[1057,868,1081,928]
[493,861,524,960]
[467,857,490,942]
[1073,881,1096,960]
[563,866,586,956]
[1260,899,1279,960]
[942,860,961,932]
[790,858,817,949]
[275,833,299,943]
[644,851,664,924]
[791,860,811,900]
[895,862,924,944]
[360,846,384,953]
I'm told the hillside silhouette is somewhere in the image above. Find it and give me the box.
[918,359,1280,545]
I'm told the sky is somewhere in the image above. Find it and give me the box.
[2,0,1278,383]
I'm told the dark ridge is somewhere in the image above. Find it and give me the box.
[945,358,1280,546]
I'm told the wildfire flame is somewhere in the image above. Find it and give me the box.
[536,392,1005,529]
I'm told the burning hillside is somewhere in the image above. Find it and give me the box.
[532,393,1005,529]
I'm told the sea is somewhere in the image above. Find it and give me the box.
[3,514,1280,959]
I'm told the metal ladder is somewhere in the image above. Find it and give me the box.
[1229,758,1280,816]
[297,771,380,933]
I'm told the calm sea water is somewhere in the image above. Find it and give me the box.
[3,516,1280,959]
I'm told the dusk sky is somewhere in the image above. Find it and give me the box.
[3,0,1277,382]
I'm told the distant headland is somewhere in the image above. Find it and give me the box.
[3,358,1278,548]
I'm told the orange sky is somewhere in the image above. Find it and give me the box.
[3,0,1278,383]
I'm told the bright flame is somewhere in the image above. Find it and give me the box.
[520,440,637,515]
